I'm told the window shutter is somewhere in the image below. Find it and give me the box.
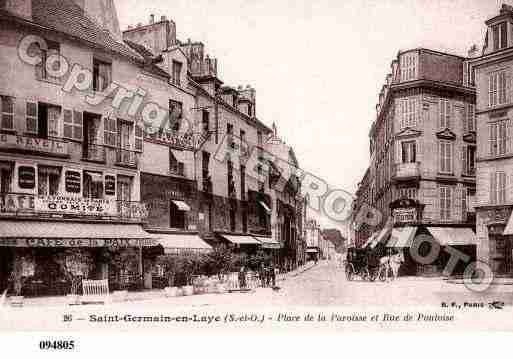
[462,145,467,176]
[489,74,493,107]
[25,101,38,134]
[134,122,143,152]
[508,119,512,154]
[500,71,507,104]
[490,172,496,204]
[500,172,506,203]
[489,123,497,156]
[447,101,451,129]
[72,110,83,141]
[439,99,444,128]
[462,104,468,134]
[63,109,73,139]
[103,116,117,147]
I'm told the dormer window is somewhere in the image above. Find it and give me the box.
[172,60,182,86]
[400,53,417,82]
[492,22,508,51]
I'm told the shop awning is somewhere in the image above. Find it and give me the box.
[84,171,103,182]
[254,236,281,249]
[171,200,191,211]
[154,233,212,253]
[258,201,271,214]
[426,227,477,246]
[503,213,513,235]
[387,227,418,248]
[306,248,319,253]
[38,165,61,176]
[221,234,261,245]
[370,221,393,249]
[0,220,157,247]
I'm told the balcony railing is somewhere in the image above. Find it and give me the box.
[170,162,185,177]
[463,167,476,177]
[83,143,106,162]
[116,148,139,168]
[393,162,420,181]
[0,193,147,220]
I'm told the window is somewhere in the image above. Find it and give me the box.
[0,164,13,193]
[169,100,182,131]
[240,165,246,200]
[248,103,253,117]
[492,22,508,51]
[36,40,60,81]
[229,207,236,232]
[227,160,234,196]
[202,110,210,133]
[439,99,451,128]
[398,187,417,200]
[83,172,103,199]
[400,53,417,81]
[134,123,143,152]
[463,145,476,176]
[202,151,211,191]
[439,141,453,174]
[63,109,83,141]
[117,176,132,202]
[490,171,507,205]
[257,131,263,145]
[169,149,184,176]
[103,117,117,147]
[0,96,14,131]
[34,103,61,138]
[439,186,451,221]
[92,59,111,92]
[171,60,182,86]
[465,103,476,133]
[170,200,186,229]
[117,120,131,150]
[400,97,417,128]
[401,141,416,163]
[26,101,38,134]
[489,120,508,156]
[37,166,60,196]
[489,71,507,107]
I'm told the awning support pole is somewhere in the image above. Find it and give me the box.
[138,241,143,289]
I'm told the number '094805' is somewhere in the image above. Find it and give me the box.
[39,340,75,350]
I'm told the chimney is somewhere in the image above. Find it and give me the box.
[161,15,167,22]
[149,14,155,24]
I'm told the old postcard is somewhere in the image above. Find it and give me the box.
[1,0,513,348]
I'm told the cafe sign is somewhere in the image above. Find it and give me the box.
[0,238,157,248]
[0,133,68,157]
[393,208,417,223]
[35,196,117,216]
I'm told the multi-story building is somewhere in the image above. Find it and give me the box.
[352,167,371,248]
[0,0,157,295]
[305,218,322,261]
[353,48,477,276]
[470,4,513,276]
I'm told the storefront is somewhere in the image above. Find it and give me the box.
[484,206,513,276]
[0,219,157,296]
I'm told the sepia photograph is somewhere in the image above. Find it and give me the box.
[1,0,513,351]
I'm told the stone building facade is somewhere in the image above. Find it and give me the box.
[352,48,477,276]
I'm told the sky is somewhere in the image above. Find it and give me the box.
[114,0,503,233]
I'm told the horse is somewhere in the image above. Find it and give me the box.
[379,251,404,281]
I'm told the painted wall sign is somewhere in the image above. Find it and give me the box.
[0,193,35,213]
[0,133,68,157]
[65,171,81,193]
[18,166,35,189]
[105,175,116,196]
[0,238,157,248]
[34,196,116,216]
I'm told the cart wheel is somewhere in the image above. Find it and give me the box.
[369,269,377,282]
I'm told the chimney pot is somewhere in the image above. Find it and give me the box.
[150,14,155,24]
[246,85,251,89]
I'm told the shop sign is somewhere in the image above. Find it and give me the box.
[105,175,116,196]
[0,238,157,248]
[65,171,81,193]
[18,166,35,189]
[0,133,68,157]
[146,130,195,150]
[0,193,35,213]
[393,208,417,223]
[34,196,117,216]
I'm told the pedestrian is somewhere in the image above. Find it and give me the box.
[259,263,266,287]
[238,266,247,289]
[270,263,276,287]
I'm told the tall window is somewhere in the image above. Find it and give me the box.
[490,171,507,205]
[401,141,416,163]
[398,187,417,200]
[492,22,508,51]
[37,40,60,81]
[117,176,132,202]
[83,172,103,199]
[466,103,476,132]
[227,160,234,196]
[439,99,451,128]
[0,96,14,131]
[172,61,182,86]
[489,120,508,156]
[400,98,417,128]
[240,165,246,200]
[92,59,112,92]
[439,141,453,174]
[202,110,210,133]
[170,201,186,229]
[37,167,60,196]
[0,164,12,193]
[63,109,83,141]
[169,100,183,131]
[440,186,451,221]
[463,145,476,175]
[489,71,507,107]
[400,53,417,81]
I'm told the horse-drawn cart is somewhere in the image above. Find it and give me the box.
[344,247,380,281]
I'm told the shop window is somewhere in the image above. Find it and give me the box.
[83,171,103,199]
[170,200,186,229]
[37,166,60,196]
[93,58,112,92]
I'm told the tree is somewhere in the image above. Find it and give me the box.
[205,245,232,279]
[110,248,139,290]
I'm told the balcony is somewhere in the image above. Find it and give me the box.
[0,193,148,221]
[0,133,69,158]
[463,167,476,177]
[116,148,139,168]
[82,144,106,163]
[393,162,420,182]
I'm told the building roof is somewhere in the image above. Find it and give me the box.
[124,40,170,78]
[31,0,143,62]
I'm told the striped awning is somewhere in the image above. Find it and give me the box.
[254,236,281,249]
[154,233,212,253]
[221,234,261,245]
[426,227,476,246]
